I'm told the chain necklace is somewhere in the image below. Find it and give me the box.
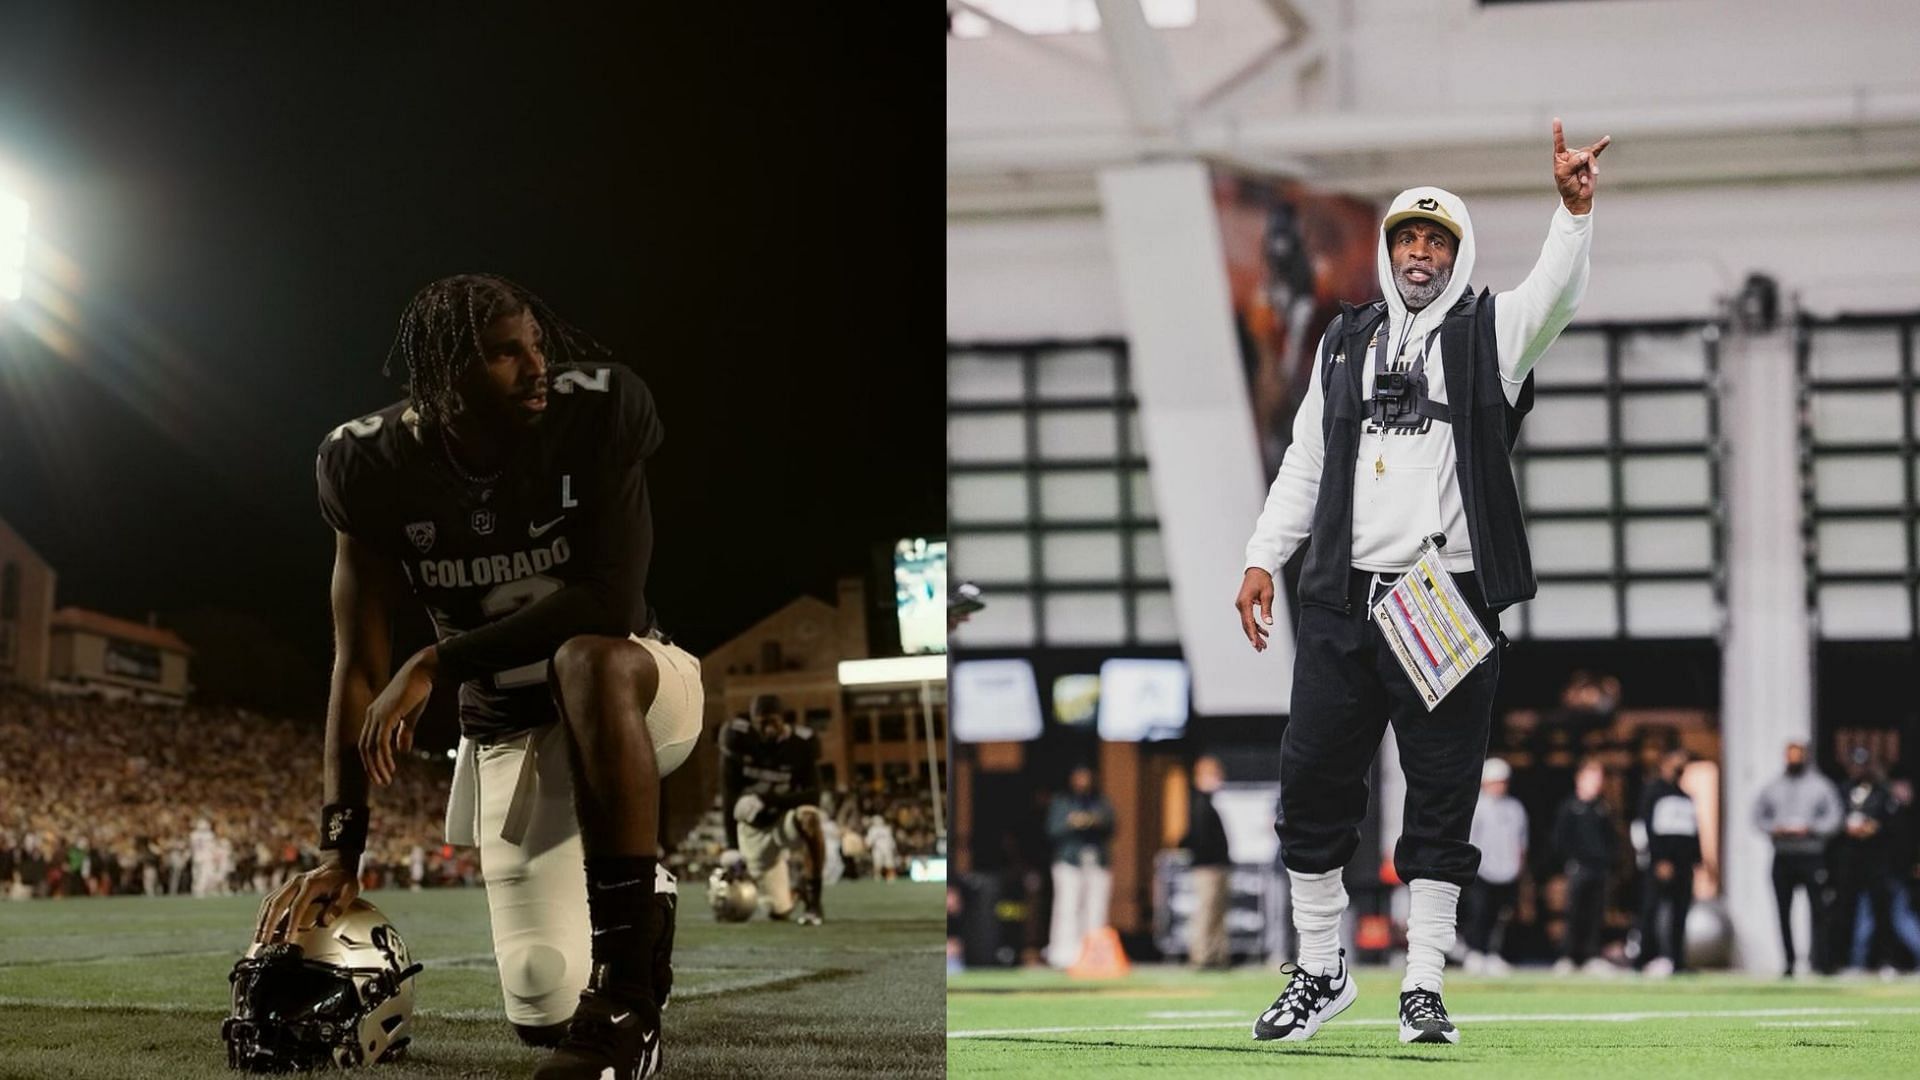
[437,423,504,487]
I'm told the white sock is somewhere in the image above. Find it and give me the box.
[1403,879,1461,993]
[1288,869,1347,976]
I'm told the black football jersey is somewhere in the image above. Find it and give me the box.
[316,362,662,742]
[720,717,823,843]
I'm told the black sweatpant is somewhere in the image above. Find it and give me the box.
[1638,865,1694,969]
[1278,567,1501,888]
[1563,861,1607,964]
[1464,878,1519,956]
[1770,851,1829,972]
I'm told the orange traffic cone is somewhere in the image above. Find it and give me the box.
[1068,926,1131,979]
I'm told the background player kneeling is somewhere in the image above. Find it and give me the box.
[720,695,828,925]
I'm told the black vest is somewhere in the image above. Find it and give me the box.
[1299,288,1537,613]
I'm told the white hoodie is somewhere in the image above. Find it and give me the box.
[1244,189,1592,577]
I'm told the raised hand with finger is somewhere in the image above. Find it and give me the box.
[1552,116,1611,215]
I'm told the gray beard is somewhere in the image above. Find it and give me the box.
[1395,263,1452,310]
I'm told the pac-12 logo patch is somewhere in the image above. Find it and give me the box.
[405,521,436,553]
[471,509,496,536]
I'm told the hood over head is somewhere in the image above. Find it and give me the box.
[1378,186,1477,341]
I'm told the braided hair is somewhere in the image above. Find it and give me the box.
[383,274,607,428]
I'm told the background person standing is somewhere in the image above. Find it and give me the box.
[1751,739,1842,975]
[1046,765,1116,969]
[1553,758,1617,973]
[1834,747,1901,973]
[1465,759,1527,974]
[1633,749,1699,975]
[1182,755,1235,969]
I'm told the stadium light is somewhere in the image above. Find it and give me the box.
[836,655,947,686]
[1,191,26,302]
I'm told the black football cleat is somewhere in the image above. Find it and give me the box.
[1251,949,1356,1042]
[1398,987,1459,1044]
[532,980,662,1080]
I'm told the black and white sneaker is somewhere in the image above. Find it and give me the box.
[1398,987,1459,1044]
[1251,950,1356,1042]
[532,981,662,1079]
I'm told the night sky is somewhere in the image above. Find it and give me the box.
[0,5,939,713]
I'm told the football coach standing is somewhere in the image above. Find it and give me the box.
[1233,119,1608,1047]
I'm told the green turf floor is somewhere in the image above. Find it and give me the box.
[0,880,943,1079]
[948,964,1920,1079]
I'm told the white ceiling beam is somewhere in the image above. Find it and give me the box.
[949,87,1920,176]
[1092,0,1187,142]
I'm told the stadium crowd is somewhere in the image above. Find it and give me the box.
[3,687,942,900]
[0,688,456,899]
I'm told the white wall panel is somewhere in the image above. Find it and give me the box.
[1626,519,1714,572]
[956,592,1037,647]
[953,534,1031,583]
[1036,348,1119,398]
[1527,521,1613,574]
[1815,520,1908,573]
[1043,532,1125,582]
[949,352,1026,401]
[951,473,1029,523]
[1135,590,1180,644]
[1620,333,1708,381]
[1523,459,1610,510]
[1810,392,1903,444]
[1524,582,1616,637]
[1818,584,1912,639]
[1813,456,1905,508]
[1621,393,1708,444]
[1038,472,1121,520]
[1626,581,1719,637]
[1623,456,1711,509]
[1807,327,1903,379]
[948,413,1027,462]
[1521,397,1608,448]
[1044,592,1127,644]
[1036,411,1119,459]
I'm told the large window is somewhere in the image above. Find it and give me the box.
[1504,321,1726,639]
[1798,313,1919,641]
[948,340,1175,648]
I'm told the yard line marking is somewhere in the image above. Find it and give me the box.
[1756,1020,1867,1028]
[1146,1010,1241,1019]
[948,1006,1920,1039]
[0,967,822,1018]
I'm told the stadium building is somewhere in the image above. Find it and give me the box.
[0,515,55,693]
[702,573,948,794]
[47,606,193,706]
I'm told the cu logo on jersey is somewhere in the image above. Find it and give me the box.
[471,509,495,536]
[405,521,435,553]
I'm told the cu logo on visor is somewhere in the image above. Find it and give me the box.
[1415,197,1440,212]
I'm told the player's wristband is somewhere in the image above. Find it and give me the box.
[319,803,369,853]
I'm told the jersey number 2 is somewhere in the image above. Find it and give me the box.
[481,574,563,689]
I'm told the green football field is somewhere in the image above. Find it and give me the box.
[0,880,943,1079]
[948,964,1920,1079]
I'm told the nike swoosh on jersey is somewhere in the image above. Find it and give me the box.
[528,516,566,537]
